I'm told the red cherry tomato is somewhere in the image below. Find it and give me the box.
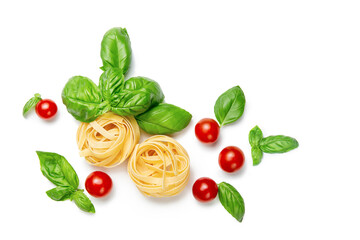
[195,118,220,143]
[35,99,57,119]
[192,177,218,202]
[219,146,245,173]
[85,171,113,198]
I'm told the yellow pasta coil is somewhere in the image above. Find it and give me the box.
[128,135,190,197]
[76,112,140,167]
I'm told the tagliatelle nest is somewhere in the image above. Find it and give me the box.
[128,135,190,197]
[76,112,140,167]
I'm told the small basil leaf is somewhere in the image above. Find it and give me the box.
[62,76,109,122]
[100,27,132,75]
[46,186,75,201]
[218,182,245,222]
[36,151,79,189]
[23,93,42,116]
[260,135,299,153]
[251,146,263,166]
[214,86,246,127]
[99,67,124,102]
[71,190,95,213]
[111,77,164,116]
[136,103,192,134]
[249,125,263,148]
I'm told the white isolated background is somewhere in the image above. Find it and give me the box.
[0,0,359,239]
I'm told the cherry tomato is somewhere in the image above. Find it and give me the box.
[219,146,245,173]
[195,118,220,143]
[85,171,113,198]
[35,99,58,119]
[192,177,218,202]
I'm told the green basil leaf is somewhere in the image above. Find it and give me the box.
[249,125,263,148]
[214,86,246,127]
[23,93,42,116]
[36,151,79,189]
[71,190,95,213]
[135,103,192,134]
[100,27,132,75]
[218,182,245,222]
[260,135,299,153]
[99,68,125,102]
[111,76,164,116]
[46,186,75,201]
[62,76,109,122]
[251,146,263,166]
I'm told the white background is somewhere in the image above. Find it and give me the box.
[1,0,360,239]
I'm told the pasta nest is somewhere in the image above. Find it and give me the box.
[76,112,140,167]
[128,135,190,197]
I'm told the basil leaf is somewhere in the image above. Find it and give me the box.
[218,182,245,222]
[111,76,164,116]
[249,125,263,147]
[46,186,75,201]
[99,68,125,102]
[23,93,42,116]
[62,76,109,122]
[136,103,192,134]
[71,190,95,213]
[260,135,299,153]
[214,86,246,127]
[251,146,263,166]
[100,27,132,75]
[36,151,79,189]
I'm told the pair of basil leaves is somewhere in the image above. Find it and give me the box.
[249,126,299,165]
[37,151,95,213]
[62,27,191,134]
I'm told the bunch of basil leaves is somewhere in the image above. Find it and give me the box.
[249,125,299,165]
[37,151,95,213]
[62,27,191,134]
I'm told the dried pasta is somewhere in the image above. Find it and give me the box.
[128,135,190,197]
[76,112,140,167]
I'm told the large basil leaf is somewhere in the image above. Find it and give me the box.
[99,67,124,102]
[100,27,132,75]
[249,125,263,148]
[218,182,245,222]
[135,103,192,134]
[36,151,79,189]
[111,76,164,116]
[62,76,109,122]
[23,93,41,116]
[260,135,299,153]
[214,86,246,127]
[46,186,75,201]
[71,190,95,213]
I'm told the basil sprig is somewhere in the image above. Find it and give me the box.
[214,86,246,127]
[218,182,245,222]
[249,126,299,166]
[23,93,42,116]
[62,27,192,134]
[36,151,95,213]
